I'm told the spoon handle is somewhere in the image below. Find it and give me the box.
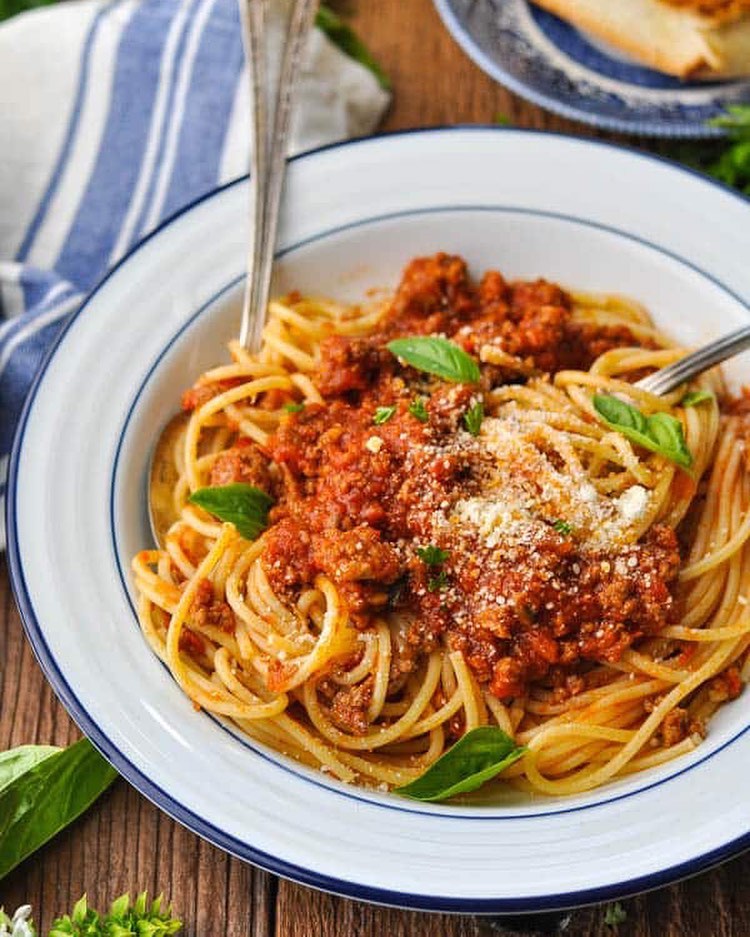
[238,0,318,353]
[635,323,750,397]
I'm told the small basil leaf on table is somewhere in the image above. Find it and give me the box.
[593,394,693,469]
[188,483,274,541]
[394,726,526,802]
[387,336,481,384]
[0,738,118,879]
[681,389,714,407]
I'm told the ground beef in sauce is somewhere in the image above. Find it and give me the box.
[190,578,235,632]
[209,440,274,493]
[212,254,686,700]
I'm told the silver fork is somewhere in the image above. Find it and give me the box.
[237,0,319,352]
[636,324,750,395]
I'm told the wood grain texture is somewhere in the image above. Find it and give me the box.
[2,0,749,933]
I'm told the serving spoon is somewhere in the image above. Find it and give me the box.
[148,0,318,547]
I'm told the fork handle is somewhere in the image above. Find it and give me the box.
[238,0,319,353]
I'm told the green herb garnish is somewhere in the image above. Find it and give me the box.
[284,401,305,413]
[681,389,715,408]
[189,483,274,540]
[706,106,750,196]
[0,0,55,21]
[463,400,484,436]
[48,893,182,937]
[0,739,118,880]
[394,727,526,802]
[593,394,693,469]
[315,5,390,90]
[387,336,481,384]
[373,405,396,425]
[552,520,572,536]
[673,106,750,197]
[427,570,449,592]
[603,902,628,927]
[416,545,450,566]
[408,396,429,423]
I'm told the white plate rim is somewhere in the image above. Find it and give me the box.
[7,127,750,912]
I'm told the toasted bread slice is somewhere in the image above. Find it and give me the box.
[532,0,750,77]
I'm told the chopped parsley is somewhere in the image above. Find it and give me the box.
[463,400,484,436]
[552,519,572,536]
[409,396,429,423]
[416,545,450,566]
[284,401,305,413]
[373,405,396,425]
[427,570,449,593]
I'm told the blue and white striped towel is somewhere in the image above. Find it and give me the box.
[0,0,389,548]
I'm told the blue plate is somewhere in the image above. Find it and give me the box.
[434,0,750,137]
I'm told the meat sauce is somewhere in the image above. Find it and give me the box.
[185,254,683,701]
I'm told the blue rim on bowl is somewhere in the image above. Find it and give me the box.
[7,128,750,911]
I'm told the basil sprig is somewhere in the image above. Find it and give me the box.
[0,739,117,879]
[189,483,274,541]
[387,336,481,384]
[49,893,182,937]
[394,726,526,802]
[593,394,693,469]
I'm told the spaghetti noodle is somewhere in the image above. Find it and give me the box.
[132,253,749,797]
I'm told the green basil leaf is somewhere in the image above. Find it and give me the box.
[315,6,390,89]
[189,483,274,541]
[284,401,305,413]
[0,738,117,879]
[463,400,484,436]
[593,394,693,469]
[593,393,648,434]
[387,337,481,384]
[394,726,526,802]
[552,520,572,536]
[0,745,60,796]
[681,389,715,408]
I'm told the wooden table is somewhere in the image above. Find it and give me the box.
[2,0,748,933]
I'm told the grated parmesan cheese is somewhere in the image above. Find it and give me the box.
[447,415,652,553]
[615,485,650,524]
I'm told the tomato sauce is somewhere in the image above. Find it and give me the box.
[205,254,683,700]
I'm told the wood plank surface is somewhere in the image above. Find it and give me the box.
[2,0,749,933]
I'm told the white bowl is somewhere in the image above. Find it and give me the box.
[8,128,750,911]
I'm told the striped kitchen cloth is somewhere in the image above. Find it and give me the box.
[0,0,389,548]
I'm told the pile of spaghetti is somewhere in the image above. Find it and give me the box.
[133,253,749,797]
